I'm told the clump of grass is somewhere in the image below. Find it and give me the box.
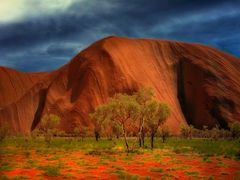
[64,173,76,179]
[39,165,61,176]
[173,147,192,154]
[123,155,134,162]
[217,161,227,168]
[76,160,86,166]
[203,176,214,180]
[153,154,161,161]
[47,155,60,161]
[185,171,199,177]
[0,162,14,171]
[24,159,38,169]
[170,159,182,164]
[12,176,29,180]
[142,176,151,180]
[180,165,192,170]
[87,150,102,156]
[202,156,212,163]
[111,164,124,170]
[150,167,164,173]
[162,173,173,179]
[114,170,139,180]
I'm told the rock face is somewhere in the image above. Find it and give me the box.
[0,36,240,135]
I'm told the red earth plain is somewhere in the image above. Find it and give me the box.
[1,146,239,180]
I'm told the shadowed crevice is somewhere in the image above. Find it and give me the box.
[177,60,193,125]
[210,97,229,129]
[31,89,48,131]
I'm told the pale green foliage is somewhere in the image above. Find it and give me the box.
[89,89,171,150]
[180,124,194,139]
[40,114,60,144]
[134,88,155,147]
[107,94,140,151]
[90,104,109,133]
[144,100,171,149]
[144,100,160,131]
[210,126,221,140]
[108,93,140,125]
[90,93,140,150]
[31,128,41,139]
[230,122,240,138]
[144,101,170,133]
[135,88,154,105]
[74,126,90,140]
[82,127,90,137]
[90,93,140,128]
[41,114,60,130]
[112,121,121,138]
[158,103,171,122]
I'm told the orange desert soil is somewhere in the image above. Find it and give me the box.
[1,149,239,179]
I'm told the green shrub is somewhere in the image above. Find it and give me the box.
[39,165,60,176]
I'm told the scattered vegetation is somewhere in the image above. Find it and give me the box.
[180,122,240,141]
[90,88,171,151]
[39,114,60,144]
[230,122,240,139]
[39,164,61,176]
[1,89,240,179]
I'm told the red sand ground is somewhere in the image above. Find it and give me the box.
[1,149,239,179]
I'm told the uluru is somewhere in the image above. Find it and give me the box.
[0,36,239,135]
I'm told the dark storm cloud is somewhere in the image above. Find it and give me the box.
[0,0,239,72]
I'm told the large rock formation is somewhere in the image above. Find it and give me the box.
[0,36,240,135]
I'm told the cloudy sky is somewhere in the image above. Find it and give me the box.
[0,0,239,72]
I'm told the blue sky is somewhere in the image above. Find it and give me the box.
[0,0,239,72]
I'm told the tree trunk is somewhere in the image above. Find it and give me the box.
[151,133,154,150]
[95,131,99,141]
[162,135,165,143]
[138,133,142,147]
[138,117,144,147]
[142,131,145,147]
[122,125,129,152]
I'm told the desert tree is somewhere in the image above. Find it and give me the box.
[135,88,154,147]
[31,128,41,139]
[159,126,171,143]
[112,121,121,139]
[219,129,231,139]
[102,120,121,140]
[144,101,171,149]
[230,122,240,139]
[202,125,210,138]
[90,93,140,152]
[40,114,60,144]
[81,127,90,140]
[107,94,140,152]
[210,125,221,140]
[89,104,109,141]
[180,124,194,139]
[102,120,114,140]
